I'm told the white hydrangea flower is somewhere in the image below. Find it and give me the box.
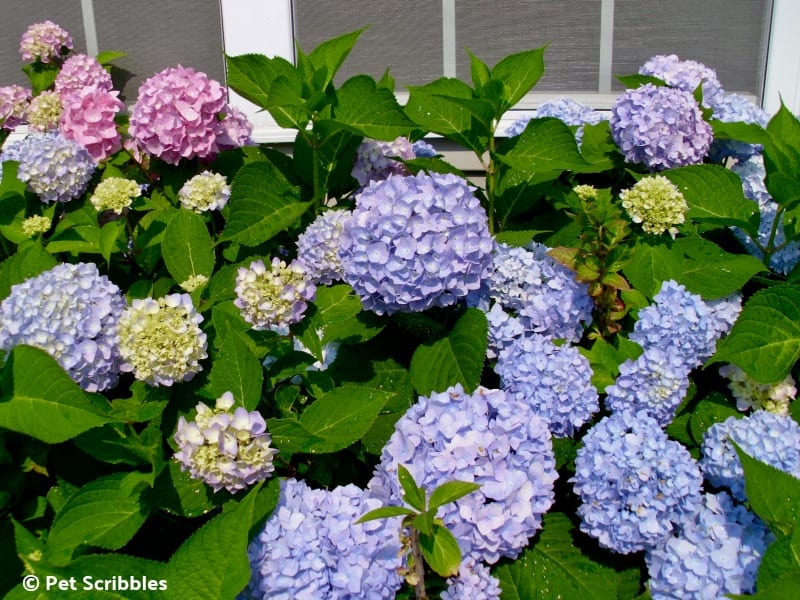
[178,171,230,213]
[21,215,51,236]
[90,177,142,214]
[720,364,796,415]
[620,175,688,237]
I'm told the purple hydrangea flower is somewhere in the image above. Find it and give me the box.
[368,384,557,564]
[173,392,278,493]
[709,93,769,161]
[495,334,599,438]
[411,139,437,158]
[605,347,691,427]
[507,98,607,143]
[54,53,113,95]
[296,209,353,285]
[646,492,774,599]
[701,410,800,501]
[246,478,404,599]
[351,136,416,187]
[0,262,125,392]
[610,84,713,170]
[442,560,501,600]
[0,84,30,130]
[19,21,73,63]
[339,172,493,315]
[639,54,724,107]
[571,410,703,554]
[214,105,254,150]
[0,131,95,203]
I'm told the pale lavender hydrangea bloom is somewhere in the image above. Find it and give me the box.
[246,478,404,599]
[709,93,769,161]
[214,105,254,150]
[0,85,30,130]
[610,84,713,170]
[54,54,113,95]
[701,411,800,501]
[19,21,73,63]
[128,65,227,165]
[369,384,558,564]
[639,54,724,107]
[506,98,607,143]
[0,262,125,392]
[646,492,774,599]
[296,209,353,285]
[173,392,278,493]
[351,136,416,187]
[234,258,316,335]
[572,410,703,554]
[441,560,501,600]
[339,172,493,315]
[0,132,95,203]
[495,334,598,438]
[605,347,692,427]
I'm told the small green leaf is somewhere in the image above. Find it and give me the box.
[204,330,263,410]
[757,529,800,591]
[491,46,546,111]
[688,392,740,444]
[428,480,481,512]
[95,50,126,64]
[397,464,426,512]
[419,523,462,578]
[467,49,491,91]
[356,505,416,524]
[615,73,667,88]
[161,209,215,284]
[307,28,367,90]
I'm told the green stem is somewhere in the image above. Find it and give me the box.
[409,528,429,600]
[485,127,497,235]
[762,205,786,264]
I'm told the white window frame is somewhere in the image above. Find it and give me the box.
[221,0,800,145]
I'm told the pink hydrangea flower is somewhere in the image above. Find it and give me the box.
[128,65,227,165]
[215,105,254,150]
[60,86,125,162]
[0,85,31,130]
[55,54,113,95]
[19,21,73,63]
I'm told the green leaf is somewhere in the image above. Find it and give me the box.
[419,523,462,578]
[711,119,769,146]
[711,284,800,383]
[497,118,589,176]
[495,512,622,600]
[467,49,491,91]
[45,472,151,565]
[0,346,117,443]
[22,62,58,95]
[491,46,546,111]
[662,164,758,234]
[763,103,800,195]
[307,28,366,90]
[304,284,384,344]
[757,529,800,591]
[335,75,416,140]
[673,236,764,299]
[166,486,258,600]
[225,53,295,111]
[99,220,127,264]
[264,76,311,130]
[204,330,263,410]
[299,385,392,453]
[410,308,488,395]
[152,462,221,518]
[0,244,57,301]
[688,392,740,444]
[397,464,426,512]
[428,480,481,512]
[293,119,362,193]
[265,418,323,454]
[615,73,667,88]
[735,443,800,536]
[95,50,126,65]
[747,570,800,600]
[131,209,169,274]
[161,209,215,285]
[623,242,684,299]
[355,505,416,523]
[221,161,310,246]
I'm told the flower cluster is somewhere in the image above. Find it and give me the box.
[173,392,278,493]
[54,54,113,95]
[1,131,95,203]
[178,171,230,213]
[179,274,209,293]
[116,293,207,387]
[129,65,248,164]
[214,106,254,149]
[351,136,416,187]
[234,258,316,335]
[369,385,557,564]
[610,84,713,170]
[21,215,51,237]
[59,85,125,161]
[619,175,688,237]
[709,93,769,161]
[26,91,62,131]
[0,262,125,392]
[0,84,30,129]
[572,411,703,554]
[246,478,404,599]
[295,209,352,285]
[442,560,501,600]
[701,410,800,501]
[339,172,493,314]
[495,334,598,437]
[90,177,142,214]
[720,363,796,415]
[638,54,723,107]
[646,492,774,599]
[506,98,606,143]
[19,20,72,63]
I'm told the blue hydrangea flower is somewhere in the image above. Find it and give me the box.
[630,280,742,369]
[646,492,774,599]
[468,242,594,355]
[246,478,404,599]
[1,131,96,203]
[368,384,557,564]
[174,392,278,493]
[339,172,493,315]
[0,262,125,392]
[411,139,437,158]
[610,84,713,170]
[351,136,416,187]
[701,411,800,501]
[296,209,352,285]
[709,93,769,161]
[638,54,724,107]
[605,347,691,427]
[505,98,606,144]
[442,560,501,600]
[572,410,703,554]
[495,334,599,438]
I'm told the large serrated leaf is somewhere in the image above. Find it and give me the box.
[307,28,366,90]
[496,118,589,177]
[335,75,416,140]
[225,53,292,110]
[204,330,263,410]
[410,308,488,396]
[491,46,546,110]
[161,209,215,285]
[0,346,117,443]
[221,161,310,246]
